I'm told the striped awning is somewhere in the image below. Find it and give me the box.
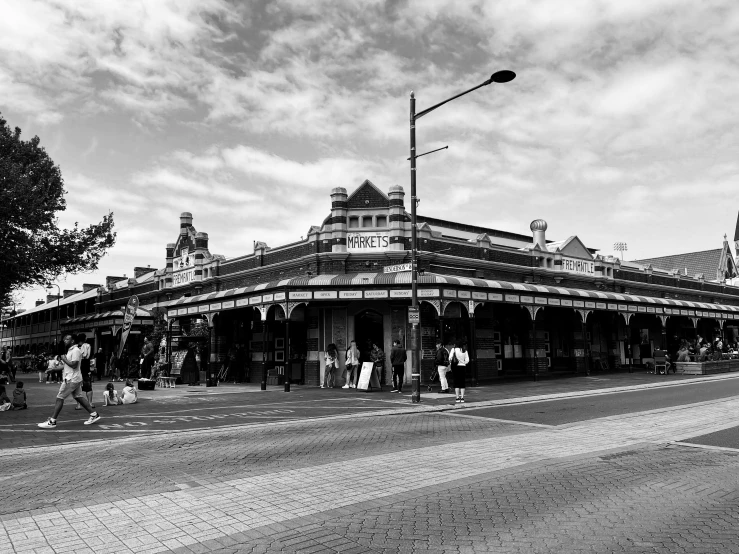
[62,307,153,326]
[165,272,739,319]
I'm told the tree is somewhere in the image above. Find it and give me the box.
[0,113,116,300]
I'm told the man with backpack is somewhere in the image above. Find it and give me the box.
[434,340,451,393]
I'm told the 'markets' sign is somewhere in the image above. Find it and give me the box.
[348,233,390,252]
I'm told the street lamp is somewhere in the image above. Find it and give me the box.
[47,283,61,354]
[409,70,516,403]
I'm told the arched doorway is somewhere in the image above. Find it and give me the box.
[355,309,384,357]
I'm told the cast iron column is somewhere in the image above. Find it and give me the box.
[261,317,267,390]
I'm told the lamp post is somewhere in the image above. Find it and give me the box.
[47,283,61,354]
[409,70,516,403]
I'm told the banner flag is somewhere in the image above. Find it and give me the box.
[117,295,139,358]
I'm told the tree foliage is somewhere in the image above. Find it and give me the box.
[0,113,116,300]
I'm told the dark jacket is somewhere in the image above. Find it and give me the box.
[435,347,450,366]
[12,388,26,407]
[390,346,407,367]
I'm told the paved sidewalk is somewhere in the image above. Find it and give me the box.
[3,380,739,553]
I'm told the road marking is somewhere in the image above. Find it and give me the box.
[670,441,739,453]
[439,412,555,428]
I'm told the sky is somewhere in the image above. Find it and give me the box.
[3,0,739,310]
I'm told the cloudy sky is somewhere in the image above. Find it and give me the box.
[3,0,739,309]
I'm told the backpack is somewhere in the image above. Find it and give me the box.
[450,349,459,368]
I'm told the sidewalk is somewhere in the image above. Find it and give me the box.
[8,367,739,411]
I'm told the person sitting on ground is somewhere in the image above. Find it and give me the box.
[121,379,138,405]
[11,381,27,410]
[0,385,11,411]
[103,382,121,406]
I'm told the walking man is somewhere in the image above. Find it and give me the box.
[38,334,101,429]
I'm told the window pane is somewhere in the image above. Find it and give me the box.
[376,216,387,227]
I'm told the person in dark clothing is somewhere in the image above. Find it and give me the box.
[94,348,106,381]
[390,340,407,393]
[434,340,451,393]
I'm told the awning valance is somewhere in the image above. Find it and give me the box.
[165,272,739,319]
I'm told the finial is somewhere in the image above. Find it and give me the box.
[410,91,414,98]
[725,233,728,241]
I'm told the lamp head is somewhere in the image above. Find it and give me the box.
[490,70,516,84]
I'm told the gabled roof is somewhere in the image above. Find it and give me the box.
[633,246,737,282]
[346,179,389,210]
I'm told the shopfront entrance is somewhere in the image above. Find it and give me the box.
[354,309,384,357]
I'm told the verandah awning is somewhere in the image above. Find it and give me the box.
[165,272,739,320]
[62,308,154,328]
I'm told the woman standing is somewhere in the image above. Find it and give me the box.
[344,340,360,388]
[323,343,338,388]
[449,341,470,404]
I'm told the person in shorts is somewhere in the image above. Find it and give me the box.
[38,334,101,429]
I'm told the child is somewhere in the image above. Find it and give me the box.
[11,381,27,410]
[0,385,11,411]
[121,379,138,404]
[103,382,121,406]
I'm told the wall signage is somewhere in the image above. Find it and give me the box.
[561,257,595,276]
[347,233,390,252]
[172,247,196,288]
[172,268,196,288]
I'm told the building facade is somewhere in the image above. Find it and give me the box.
[4,180,739,385]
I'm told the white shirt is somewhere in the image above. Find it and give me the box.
[121,386,138,404]
[79,343,91,360]
[62,346,82,383]
[449,348,469,366]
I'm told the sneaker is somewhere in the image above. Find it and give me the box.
[38,418,57,429]
[397,390,403,393]
[390,389,398,393]
[342,384,350,389]
[455,398,461,403]
[84,413,101,425]
[460,399,465,403]
[320,385,325,388]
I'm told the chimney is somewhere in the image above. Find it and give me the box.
[82,283,101,293]
[35,300,45,307]
[530,219,548,251]
[180,212,193,235]
[105,276,126,290]
[46,294,61,303]
[134,266,155,279]
[63,289,80,298]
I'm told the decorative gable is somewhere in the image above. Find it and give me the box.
[347,179,389,210]
[553,236,593,259]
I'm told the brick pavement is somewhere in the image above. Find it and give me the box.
[3,383,739,552]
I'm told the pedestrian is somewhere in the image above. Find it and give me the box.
[76,334,95,411]
[390,340,407,393]
[121,379,138,404]
[11,381,27,410]
[141,337,155,379]
[94,348,106,381]
[0,346,11,383]
[0,384,11,411]
[344,339,360,388]
[434,340,451,393]
[37,333,101,429]
[103,382,121,406]
[36,352,47,383]
[449,340,470,404]
[323,343,338,388]
[370,342,385,387]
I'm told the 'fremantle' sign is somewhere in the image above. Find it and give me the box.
[561,257,595,276]
[348,233,390,252]
[172,269,196,287]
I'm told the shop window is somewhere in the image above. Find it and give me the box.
[376,215,387,227]
[362,216,373,227]
[349,217,359,228]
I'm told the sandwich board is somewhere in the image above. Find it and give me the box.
[356,361,381,391]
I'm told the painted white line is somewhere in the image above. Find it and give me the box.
[670,441,739,453]
[438,412,554,428]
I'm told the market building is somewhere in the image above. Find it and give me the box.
[4,181,739,385]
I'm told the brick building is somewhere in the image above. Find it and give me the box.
[4,180,739,385]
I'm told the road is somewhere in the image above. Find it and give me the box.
[3,372,739,553]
